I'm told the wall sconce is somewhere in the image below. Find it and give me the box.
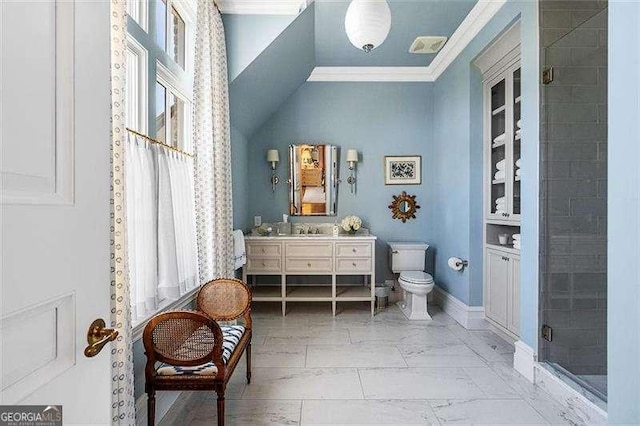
[267,149,280,192]
[346,149,358,194]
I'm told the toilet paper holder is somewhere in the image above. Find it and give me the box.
[448,257,469,271]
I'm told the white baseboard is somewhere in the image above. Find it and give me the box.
[513,340,536,382]
[135,391,182,426]
[433,286,488,330]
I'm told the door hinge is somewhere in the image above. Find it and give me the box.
[541,324,553,342]
[542,67,554,85]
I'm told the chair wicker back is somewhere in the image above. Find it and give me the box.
[197,278,252,323]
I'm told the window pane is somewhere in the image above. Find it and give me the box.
[170,7,186,68]
[170,93,185,148]
[155,0,166,50]
[155,82,166,142]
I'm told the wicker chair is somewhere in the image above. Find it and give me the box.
[143,278,252,426]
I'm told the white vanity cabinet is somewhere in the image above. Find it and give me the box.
[242,235,377,316]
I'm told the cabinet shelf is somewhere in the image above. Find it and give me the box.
[486,243,520,255]
[336,286,373,300]
[515,96,521,104]
[492,140,506,149]
[492,105,506,115]
[251,286,283,301]
[492,179,506,184]
[286,285,332,301]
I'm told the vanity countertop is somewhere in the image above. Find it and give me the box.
[245,234,376,240]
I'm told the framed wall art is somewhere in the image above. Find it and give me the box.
[384,155,422,185]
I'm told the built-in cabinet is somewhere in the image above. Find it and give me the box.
[485,248,520,336]
[475,21,521,340]
[242,236,377,316]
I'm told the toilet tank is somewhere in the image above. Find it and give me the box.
[388,242,429,273]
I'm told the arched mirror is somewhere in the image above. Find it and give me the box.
[389,191,420,223]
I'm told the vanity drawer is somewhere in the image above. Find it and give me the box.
[335,258,372,273]
[247,242,282,258]
[335,242,372,258]
[285,257,333,273]
[285,242,333,258]
[246,257,282,273]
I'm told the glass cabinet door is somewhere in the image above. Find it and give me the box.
[511,66,521,219]
[489,77,507,220]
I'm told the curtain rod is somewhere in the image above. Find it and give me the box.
[126,128,194,158]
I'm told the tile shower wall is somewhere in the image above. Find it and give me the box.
[540,1,608,377]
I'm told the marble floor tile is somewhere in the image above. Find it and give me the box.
[301,399,439,425]
[241,367,364,400]
[429,398,550,424]
[347,325,437,345]
[265,326,351,345]
[359,367,486,400]
[462,367,520,398]
[446,325,515,362]
[305,344,407,368]
[252,344,307,367]
[191,399,302,426]
[398,343,487,367]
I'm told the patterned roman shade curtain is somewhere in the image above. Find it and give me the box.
[193,0,234,282]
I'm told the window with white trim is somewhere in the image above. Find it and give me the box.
[125,0,197,328]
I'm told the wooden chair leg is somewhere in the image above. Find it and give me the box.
[147,391,156,426]
[216,391,225,426]
[246,342,252,384]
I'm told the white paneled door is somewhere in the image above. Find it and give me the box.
[1,1,114,423]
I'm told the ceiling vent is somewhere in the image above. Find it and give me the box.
[409,36,448,54]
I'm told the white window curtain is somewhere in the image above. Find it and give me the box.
[193,0,235,282]
[125,133,199,321]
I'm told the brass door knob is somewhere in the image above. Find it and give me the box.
[84,319,118,358]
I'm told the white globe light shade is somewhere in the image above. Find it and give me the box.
[345,0,391,53]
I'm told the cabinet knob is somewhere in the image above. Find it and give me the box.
[307,262,312,267]
[261,248,266,252]
[352,262,357,267]
[262,261,266,266]
[352,248,357,253]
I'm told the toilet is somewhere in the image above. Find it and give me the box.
[388,242,434,320]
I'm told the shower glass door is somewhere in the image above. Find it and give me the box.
[540,7,608,400]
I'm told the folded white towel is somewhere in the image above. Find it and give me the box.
[494,171,506,180]
[517,119,522,128]
[516,169,522,177]
[512,233,521,239]
[493,133,506,143]
[515,129,522,137]
[233,229,246,270]
[495,196,506,203]
[496,159,506,171]
[515,158,521,167]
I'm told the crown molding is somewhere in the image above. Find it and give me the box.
[305,0,507,82]
[217,0,308,15]
[429,0,507,80]
[308,67,433,82]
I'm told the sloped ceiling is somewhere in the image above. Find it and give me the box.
[314,0,476,67]
[226,0,478,138]
[228,6,316,137]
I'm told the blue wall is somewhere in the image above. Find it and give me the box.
[247,82,434,280]
[231,125,250,230]
[223,13,297,81]
[430,1,539,347]
[608,1,640,422]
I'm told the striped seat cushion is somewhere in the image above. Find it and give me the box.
[156,325,245,376]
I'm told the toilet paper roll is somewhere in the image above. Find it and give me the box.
[448,257,464,271]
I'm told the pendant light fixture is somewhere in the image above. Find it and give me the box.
[345,0,392,53]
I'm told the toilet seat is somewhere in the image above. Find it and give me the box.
[399,271,433,285]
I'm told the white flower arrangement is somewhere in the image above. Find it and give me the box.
[341,215,362,234]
